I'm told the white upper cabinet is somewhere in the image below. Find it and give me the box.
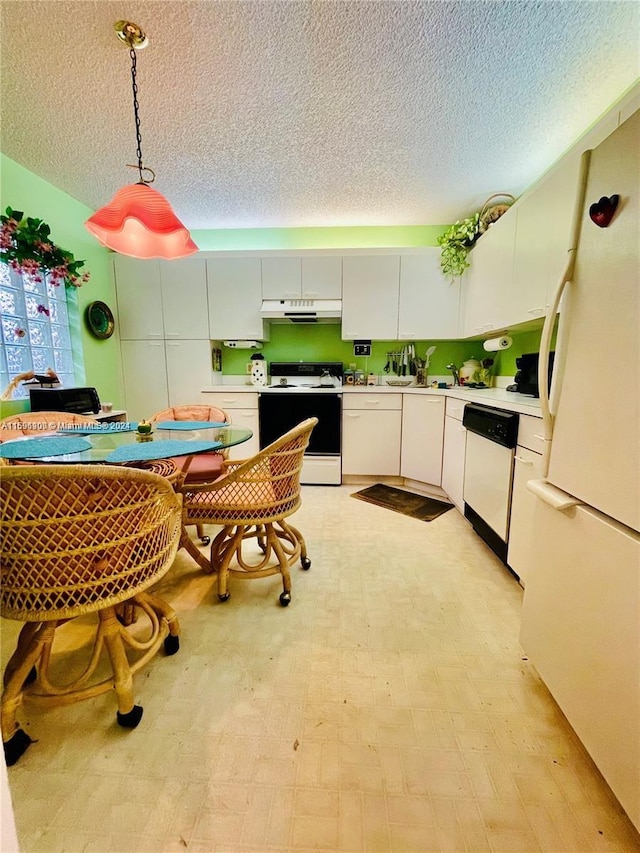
[341,255,400,340]
[160,259,209,339]
[261,255,342,299]
[261,257,301,300]
[398,251,459,339]
[301,256,342,299]
[207,257,269,341]
[460,211,517,338]
[113,256,209,340]
[113,257,163,340]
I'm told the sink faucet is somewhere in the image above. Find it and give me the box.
[446,363,460,386]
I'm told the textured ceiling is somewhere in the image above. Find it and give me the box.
[1,1,638,229]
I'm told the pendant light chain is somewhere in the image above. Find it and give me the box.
[129,46,145,184]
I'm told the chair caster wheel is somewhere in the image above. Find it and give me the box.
[117,705,143,728]
[301,556,311,570]
[279,591,291,606]
[218,591,230,602]
[3,728,33,766]
[200,535,211,545]
[164,634,180,655]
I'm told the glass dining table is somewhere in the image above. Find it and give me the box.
[0,419,254,571]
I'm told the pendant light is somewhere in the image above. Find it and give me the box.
[85,21,198,260]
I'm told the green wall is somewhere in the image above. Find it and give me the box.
[0,154,121,411]
[222,323,545,381]
[191,225,446,251]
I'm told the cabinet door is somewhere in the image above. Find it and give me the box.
[342,409,401,475]
[120,340,168,422]
[207,258,268,340]
[113,257,163,340]
[398,252,459,339]
[160,259,209,339]
[341,255,400,340]
[261,257,302,300]
[460,212,516,337]
[165,340,213,407]
[400,395,445,484]
[301,256,342,299]
[507,446,545,586]
[442,415,467,510]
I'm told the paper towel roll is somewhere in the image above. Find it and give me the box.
[483,336,513,352]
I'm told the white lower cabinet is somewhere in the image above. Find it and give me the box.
[507,444,545,585]
[200,391,260,459]
[121,340,169,422]
[442,414,467,510]
[342,393,402,475]
[122,340,213,423]
[165,340,213,408]
[400,394,445,485]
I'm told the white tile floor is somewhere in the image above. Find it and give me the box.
[3,485,639,852]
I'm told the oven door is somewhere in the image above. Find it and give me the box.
[259,393,341,454]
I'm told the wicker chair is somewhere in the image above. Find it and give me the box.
[0,410,100,439]
[0,465,182,766]
[179,417,317,606]
[150,404,230,545]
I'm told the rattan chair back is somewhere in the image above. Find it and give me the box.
[150,405,229,424]
[181,417,317,526]
[0,464,182,621]
[0,411,100,439]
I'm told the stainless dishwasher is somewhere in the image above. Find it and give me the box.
[462,403,519,566]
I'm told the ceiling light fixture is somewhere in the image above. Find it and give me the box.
[85,21,198,260]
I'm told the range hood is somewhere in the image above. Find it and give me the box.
[260,299,342,323]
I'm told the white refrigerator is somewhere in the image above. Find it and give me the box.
[520,109,640,831]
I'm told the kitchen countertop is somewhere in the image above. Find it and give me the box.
[202,384,543,417]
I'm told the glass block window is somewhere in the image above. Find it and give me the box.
[0,264,77,399]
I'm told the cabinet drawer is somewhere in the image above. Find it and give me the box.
[200,392,258,410]
[517,414,546,454]
[445,397,466,421]
[342,393,402,411]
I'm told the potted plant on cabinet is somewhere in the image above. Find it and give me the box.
[437,212,480,281]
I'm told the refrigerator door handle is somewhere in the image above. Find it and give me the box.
[527,478,584,511]
[538,149,592,475]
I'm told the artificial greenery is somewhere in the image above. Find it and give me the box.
[0,207,89,287]
[437,212,480,281]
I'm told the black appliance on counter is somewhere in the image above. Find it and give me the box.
[508,351,554,397]
[29,386,101,415]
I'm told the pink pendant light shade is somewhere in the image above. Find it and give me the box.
[85,183,198,260]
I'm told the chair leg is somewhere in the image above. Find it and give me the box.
[99,608,143,728]
[2,622,55,766]
[136,590,181,655]
[213,525,246,601]
[266,523,293,605]
[196,523,210,545]
[281,520,311,569]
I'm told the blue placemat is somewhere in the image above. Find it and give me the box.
[58,422,137,434]
[154,420,227,431]
[0,435,92,459]
[106,439,222,464]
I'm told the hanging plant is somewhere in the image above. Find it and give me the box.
[0,207,90,288]
[437,212,481,282]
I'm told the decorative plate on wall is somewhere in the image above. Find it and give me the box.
[85,301,115,339]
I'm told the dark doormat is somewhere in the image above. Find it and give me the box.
[351,483,454,522]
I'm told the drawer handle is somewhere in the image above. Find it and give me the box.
[533,434,547,441]
[515,456,534,466]
[345,413,361,418]
[458,426,466,433]
[527,307,544,316]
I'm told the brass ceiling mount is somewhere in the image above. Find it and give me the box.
[114,20,148,49]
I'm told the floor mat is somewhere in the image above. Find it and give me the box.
[351,483,454,522]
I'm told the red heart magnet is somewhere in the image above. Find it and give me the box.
[589,195,619,228]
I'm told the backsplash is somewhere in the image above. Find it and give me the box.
[220,323,552,380]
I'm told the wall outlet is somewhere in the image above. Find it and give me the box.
[354,341,371,357]
[245,362,253,374]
